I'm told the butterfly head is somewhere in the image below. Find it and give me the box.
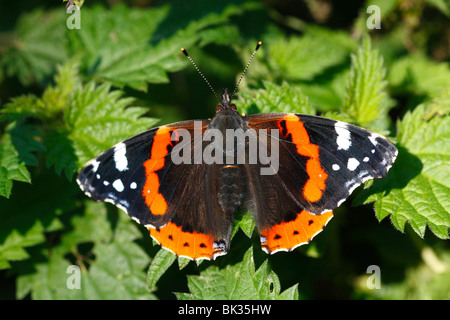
[216,88,237,113]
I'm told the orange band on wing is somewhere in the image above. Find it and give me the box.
[142,126,172,215]
[260,210,333,253]
[283,115,328,202]
[149,222,220,260]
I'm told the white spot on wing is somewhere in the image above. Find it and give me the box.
[368,133,379,146]
[347,158,360,171]
[90,160,100,172]
[335,122,351,150]
[332,164,340,171]
[363,157,369,162]
[113,142,128,172]
[130,182,137,189]
[112,179,124,192]
[103,181,110,186]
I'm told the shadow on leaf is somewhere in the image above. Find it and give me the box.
[353,146,423,206]
[44,130,78,181]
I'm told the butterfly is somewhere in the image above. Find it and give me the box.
[77,43,397,261]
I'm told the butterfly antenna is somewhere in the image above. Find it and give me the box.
[231,41,262,100]
[181,47,220,103]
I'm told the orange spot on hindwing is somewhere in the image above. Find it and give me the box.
[148,222,224,260]
[260,210,333,253]
[282,115,328,203]
[142,126,172,215]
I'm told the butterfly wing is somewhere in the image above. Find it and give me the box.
[77,120,233,260]
[246,113,397,253]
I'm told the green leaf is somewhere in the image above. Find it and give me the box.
[0,167,12,199]
[178,256,192,270]
[0,122,45,197]
[40,59,81,117]
[175,248,299,300]
[2,59,80,122]
[240,81,315,115]
[231,212,255,239]
[388,53,450,98]
[68,5,172,90]
[17,203,154,299]
[0,170,73,269]
[1,95,42,121]
[425,0,450,16]
[354,104,450,239]
[45,81,158,177]
[422,86,450,120]
[58,202,113,252]
[299,68,350,112]
[69,3,250,90]
[343,35,391,126]
[267,26,355,81]
[1,9,67,86]
[44,130,78,180]
[278,284,300,300]
[147,248,177,291]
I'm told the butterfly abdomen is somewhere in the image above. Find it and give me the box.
[217,164,246,215]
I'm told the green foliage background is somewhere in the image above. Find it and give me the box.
[0,0,449,300]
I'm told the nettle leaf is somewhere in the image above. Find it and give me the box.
[231,212,255,239]
[422,86,450,120]
[343,35,391,127]
[69,5,173,90]
[354,104,450,239]
[1,9,67,86]
[0,168,12,200]
[240,81,315,115]
[300,68,350,112]
[267,26,355,81]
[1,95,42,121]
[0,122,44,198]
[58,202,113,252]
[17,202,153,299]
[388,53,450,98]
[147,248,177,291]
[69,3,250,90]
[44,130,78,180]
[46,81,158,178]
[2,59,80,122]
[175,248,299,300]
[40,60,81,117]
[0,170,74,269]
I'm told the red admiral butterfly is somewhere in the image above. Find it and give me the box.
[77,42,397,261]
